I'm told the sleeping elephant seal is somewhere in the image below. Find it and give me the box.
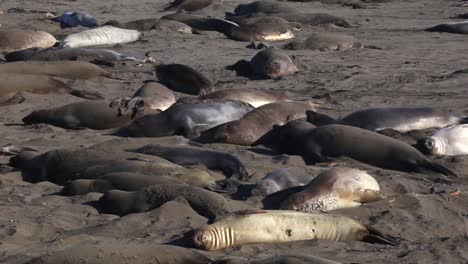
[284,32,363,51]
[259,124,458,176]
[227,47,298,79]
[233,0,297,15]
[118,100,254,138]
[417,124,468,156]
[202,101,318,145]
[22,98,150,130]
[163,0,214,12]
[62,26,142,48]
[104,18,160,31]
[99,184,232,220]
[155,64,213,95]
[224,16,301,42]
[51,11,97,28]
[306,107,468,132]
[227,12,352,28]
[131,82,176,111]
[425,21,468,34]
[255,166,319,196]
[160,13,239,32]
[176,88,290,108]
[0,29,57,54]
[193,210,399,250]
[280,167,384,212]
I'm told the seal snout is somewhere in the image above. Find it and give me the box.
[416,137,435,155]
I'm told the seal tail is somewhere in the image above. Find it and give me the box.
[422,160,458,177]
[362,226,400,246]
[458,116,468,124]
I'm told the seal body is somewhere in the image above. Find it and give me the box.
[425,21,468,34]
[281,167,384,212]
[104,18,160,31]
[163,0,213,12]
[193,210,398,250]
[161,13,239,32]
[306,107,466,132]
[0,30,57,54]
[176,88,290,108]
[225,16,299,41]
[284,32,363,51]
[155,64,214,95]
[52,12,97,28]
[256,167,316,195]
[234,0,297,16]
[250,48,298,78]
[417,124,468,156]
[107,19,198,33]
[62,26,142,48]
[120,100,254,138]
[132,82,176,111]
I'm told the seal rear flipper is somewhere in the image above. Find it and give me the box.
[422,160,458,177]
[69,89,105,100]
[362,225,400,246]
[226,60,253,77]
[306,110,336,126]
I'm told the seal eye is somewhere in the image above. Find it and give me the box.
[425,139,434,149]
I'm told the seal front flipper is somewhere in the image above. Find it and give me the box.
[226,59,253,77]
[361,225,400,246]
[421,160,458,177]
[69,89,105,100]
[353,189,386,203]
[306,110,337,126]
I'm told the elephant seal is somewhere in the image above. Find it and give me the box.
[131,144,249,180]
[161,13,239,32]
[105,18,199,33]
[193,209,399,250]
[255,166,318,196]
[284,32,363,51]
[0,73,103,104]
[51,11,98,28]
[22,99,149,130]
[213,255,341,264]
[425,21,468,34]
[119,100,253,138]
[155,64,213,95]
[417,124,468,156]
[99,184,232,219]
[163,0,214,12]
[0,61,113,80]
[306,107,468,132]
[280,167,384,212]
[0,29,57,54]
[104,18,160,31]
[224,16,301,41]
[176,88,290,108]
[233,0,297,16]
[203,101,318,145]
[227,47,298,79]
[131,82,176,111]
[62,26,142,48]
[227,12,352,28]
[260,124,458,176]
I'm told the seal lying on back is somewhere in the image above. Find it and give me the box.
[306,107,468,132]
[62,26,142,48]
[281,167,384,212]
[119,100,253,138]
[99,184,232,219]
[417,124,468,156]
[131,144,249,180]
[224,16,301,41]
[51,11,97,28]
[155,64,214,95]
[228,47,298,79]
[163,0,214,12]
[284,32,363,51]
[425,21,468,34]
[0,29,57,54]
[176,88,290,108]
[259,124,457,176]
[193,210,399,250]
[131,82,176,111]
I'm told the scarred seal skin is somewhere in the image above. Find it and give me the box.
[62,26,142,48]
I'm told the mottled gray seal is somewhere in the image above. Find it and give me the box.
[417,124,468,156]
[62,26,142,48]
[0,29,57,54]
[131,82,176,111]
[284,32,363,51]
[193,210,398,250]
[425,21,468,34]
[155,64,213,95]
[280,167,384,212]
[51,11,97,28]
[259,124,458,176]
[99,184,232,219]
[176,88,290,108]
[225,16,301,41]
[233,0,297,16]
[130,144,249,180]
[306,107,468,132]
[119,100,253,138]
[163,0,214,12]
[228,47,299,79]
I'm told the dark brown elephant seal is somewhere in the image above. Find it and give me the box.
[0,29,57,54]
[225,16,301,41]
[284,32,363,51]
[103,18,199,34]
[176,88,290,108]
[425,21,468,34]
[161,13,239,32]
[155,64,213,95]
[131,81,176,111]
[227,47,299,79]
[163,0,214,12]
[99,184,232,220]
[22,99,150,130]
[202,101,318,145]
[258,124,458,176]
[233,0,298,16]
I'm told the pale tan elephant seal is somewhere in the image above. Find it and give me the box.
[0,29,57,54]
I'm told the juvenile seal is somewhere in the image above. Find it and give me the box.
[155,64,213,95]
[284,32,363,51]
[228,47,298,79]
[176,88,290,108]
[225,16,301,41]
[203,101,318,145]
[119,100,253,138]
[51,11,97,28]
[233,0,297,15]
[62,26,142,48]
[105,18,198,33]
[131,82,176,111]
[163,0,214,12]
[255,166,317,196]
[306,107,468,132]
[22,99,149,130]
[280,167,384,212]
[99,184,232,219]
[0,29,57,54]
[425,21,468,34]
[131,144,249,180]
[193,210,399,250]
[417,124,468,156]
[259,124,458,176]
